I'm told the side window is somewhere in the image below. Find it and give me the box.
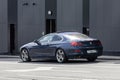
[38,35,53,43]
[51,35,62,42]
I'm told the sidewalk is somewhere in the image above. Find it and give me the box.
[0,54,120,60]
[0,55,19,58]
[103,51,120,56]
[98,55,120,60]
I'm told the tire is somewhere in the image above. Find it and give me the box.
[87,57,97,62]
[55,49,67,63]
[20,48,31,62]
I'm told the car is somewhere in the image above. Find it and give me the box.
[20,32,103,63]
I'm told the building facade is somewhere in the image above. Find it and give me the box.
[90,0,120,51]
[0,0,120,54]
[0,0,8,53]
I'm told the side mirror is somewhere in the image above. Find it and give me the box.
[34,40,41,45]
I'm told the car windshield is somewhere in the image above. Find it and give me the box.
[64,33,89,40]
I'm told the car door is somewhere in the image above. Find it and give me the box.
[47,35,63,56]
[32,34,54,57]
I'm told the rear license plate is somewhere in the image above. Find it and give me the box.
[87,50,97,53]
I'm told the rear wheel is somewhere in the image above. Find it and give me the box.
[55,49,67,63]
[20,48,31,62]
[87,57,97,62]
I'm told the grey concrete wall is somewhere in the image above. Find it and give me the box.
[57,0,83,32]
[18,0,45,48]
[90,0,120,51]
[0,0,8,53]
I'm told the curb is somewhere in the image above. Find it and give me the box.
[98,55,120,60]
[0,55,19,58]
[103,51,120,56]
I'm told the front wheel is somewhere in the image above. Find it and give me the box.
[55,49,68,63]
[87,57,97,62]
[20,48,31,62]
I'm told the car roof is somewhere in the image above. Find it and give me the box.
[49,32,80,35]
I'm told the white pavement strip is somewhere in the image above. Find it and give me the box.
[82,79,98,80]
[5,67,54,72]
[0,77,24,80]
[21,74,98,80]
[52,69,91,73]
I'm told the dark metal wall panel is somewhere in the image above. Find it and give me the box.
[90,0,120,51]
[18,0,45,48]
[83,0,89,28]
[0,0,8,53]
[8,0,18,53]
[0,0,8,24]
[45,0,56,19]
[8,0,17,24]
[57,0,83,32]
[0,24,8,53]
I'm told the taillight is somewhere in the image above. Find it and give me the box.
[96,41,102,45]
[71,42,83,46]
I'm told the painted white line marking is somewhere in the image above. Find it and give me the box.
[0,62,18,64]
[0,76,22,80]
[5,67,54,72]
[52,70,91,73]
[21,74,78,80]
[94,65,120,69]
[82,79,98,80]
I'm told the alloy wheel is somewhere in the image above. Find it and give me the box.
[21,49,31,62]
[56,49,67,63]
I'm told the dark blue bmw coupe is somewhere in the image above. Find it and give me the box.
[20,32,103,63]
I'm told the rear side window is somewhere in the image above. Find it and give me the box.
[64,33,89,40]
[51,35,62,42]
[68,34,89,38]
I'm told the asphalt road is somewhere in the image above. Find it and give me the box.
[0,56,120,80]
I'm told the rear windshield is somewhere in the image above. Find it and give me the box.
[64,33,89,40]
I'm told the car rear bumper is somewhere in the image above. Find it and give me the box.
[65,47,103,59]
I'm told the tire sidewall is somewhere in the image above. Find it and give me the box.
[55,49,67,63]
[20,48,31,62]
